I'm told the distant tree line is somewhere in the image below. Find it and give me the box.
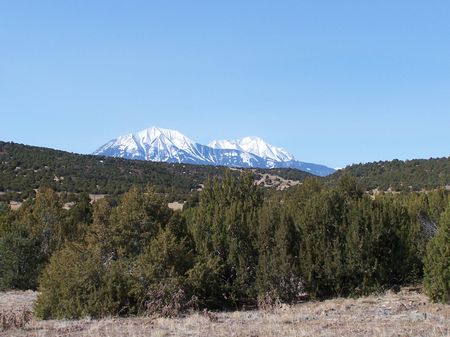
[329,157,450,191]
[1,172,448,319]
[0,141,312,203]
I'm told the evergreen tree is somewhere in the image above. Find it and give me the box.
[132,228,193,314]
[34,243,105,319]
[26,187,65,257]
[424,207,450,303]
[87,198,113,263]
[0,221,44,290]
[0,189,66,290]
[256,196,301,302]
[189,171,262,306]
[295,189,348,298]
[109,186,172,258]
[34,242,133,319]
[65,192,93,243]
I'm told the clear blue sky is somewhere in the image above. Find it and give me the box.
[1,1,449,168]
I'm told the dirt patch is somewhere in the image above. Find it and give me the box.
[255,173,301,191]
[168,202,185,211]
[8,201,22,211]
[88,194,107,203]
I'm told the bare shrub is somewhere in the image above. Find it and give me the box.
[144,284,198,317]
[257,291,282,312]
[258,276,307,311]
[201,309,219,322]
[0,308,32,331]
[278,275,307,302]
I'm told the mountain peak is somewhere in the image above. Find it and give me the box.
[94,127,335,176]
[208,136,294,163]
[93,126,200,162]
[135,126,196,149]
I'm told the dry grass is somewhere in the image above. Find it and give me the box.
[0,308,32,331]
[0,291,35,332]
[0,288,449,337]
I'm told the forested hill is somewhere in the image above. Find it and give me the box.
[0,141,313,200]
[329,157,450,191]
[2,141,449,201]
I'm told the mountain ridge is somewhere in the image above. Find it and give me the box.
[93,127,335,176]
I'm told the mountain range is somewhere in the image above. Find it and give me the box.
[93,127,335,176]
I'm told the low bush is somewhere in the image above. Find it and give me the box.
[0,308,32,331]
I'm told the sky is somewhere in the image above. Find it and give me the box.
[1,1,449,169]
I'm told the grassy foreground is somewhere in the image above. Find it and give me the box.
[1,288,449,337]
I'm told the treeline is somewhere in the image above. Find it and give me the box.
[2,141,450,203]
[330,157,450,191]
[0,141,229,200]
[0,141,312,202]
[0,172,448,319]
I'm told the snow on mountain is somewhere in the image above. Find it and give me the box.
[93,127,335,176]
[208,139,240,151]
[94,127,203,163]
[209,136,294,163]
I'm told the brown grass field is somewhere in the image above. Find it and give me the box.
[0,288,449,337]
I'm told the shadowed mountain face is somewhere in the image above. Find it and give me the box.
[93,126,335,176]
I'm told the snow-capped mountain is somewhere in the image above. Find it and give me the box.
[95,127,206,163]
[93,127,335,176]
[209,136,294,163]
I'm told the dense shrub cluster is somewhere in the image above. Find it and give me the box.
[0,172,449,319]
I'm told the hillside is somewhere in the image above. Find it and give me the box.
[2,141,450,203]
[328,157,450,191]
[0,141,313,201]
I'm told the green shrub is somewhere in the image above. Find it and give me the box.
[0,222,44,290]
[424,208,450,303]
[132,228,193,314]
[34,244,110,319]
